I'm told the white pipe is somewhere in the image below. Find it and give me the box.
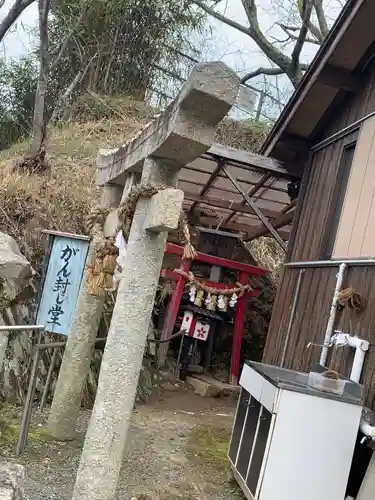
[350,338,369,383]
[285,259,375,268]
[320,263,347,366]
[331,333,369,383]
[0,324,45,332]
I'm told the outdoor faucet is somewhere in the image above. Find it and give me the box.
[306,340,333,349]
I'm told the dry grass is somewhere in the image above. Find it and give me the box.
[69,92,157,123]
[0,95,273,273]
[246,237,285,283]
[0,107,149,269]
[216,119,270,152]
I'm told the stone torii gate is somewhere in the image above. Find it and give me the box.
[70,62,240,500]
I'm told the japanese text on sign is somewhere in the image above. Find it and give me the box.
[47,245,79,328]
[37,235,89,336]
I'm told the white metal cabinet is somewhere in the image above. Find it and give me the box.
[229,363,362,500]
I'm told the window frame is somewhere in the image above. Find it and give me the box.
[321,137,358,260]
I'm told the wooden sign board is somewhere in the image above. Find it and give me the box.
[36,231,90,336]
[197,227,240,260]
[236,85,257,114]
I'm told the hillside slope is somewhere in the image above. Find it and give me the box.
[0,95,281,403]
[0,95,272,272]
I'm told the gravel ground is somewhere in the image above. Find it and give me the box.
[0,386,244,500]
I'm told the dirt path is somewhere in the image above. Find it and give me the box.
[0,387,244,500]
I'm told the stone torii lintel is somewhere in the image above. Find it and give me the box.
[96,61,240,187]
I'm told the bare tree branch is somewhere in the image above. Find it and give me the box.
[291,0,314,69]
[0,0,35,43]
[190,0,252,36]
[240,0,294,78]
[193,0,317,87]
[313,0,330,38]
[279,23,320,45]
[241,66,285,83]
[50,4,89,71]
[294,0,325,43]
[29,0,51,157]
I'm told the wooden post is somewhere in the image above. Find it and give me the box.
[39,347,59,413]
[158,259,191,365]
[204,265,222,373]
[223,164,287,251]
[230,271,248,385]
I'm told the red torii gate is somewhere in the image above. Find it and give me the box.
[160,242,268,384]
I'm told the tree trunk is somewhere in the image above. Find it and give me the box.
[50,59,93,125]
[0,0,35,44]
[103,25,120,93]
[27,0,51,162]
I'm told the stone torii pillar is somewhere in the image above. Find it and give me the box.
[47,182,123,440]
[72,62,239,500]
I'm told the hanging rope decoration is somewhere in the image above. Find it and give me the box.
[117,183,197,261]
[174,268,252,311]
[84,184,198,297]
[86,239,118,297]
[85,206,118,297]
[338,287,364,312]
[173,269,253,296]
[85,206,110,235]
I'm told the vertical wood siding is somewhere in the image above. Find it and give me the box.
[263,56,375,411]
[289,133,357,262]
[263,265,375,410]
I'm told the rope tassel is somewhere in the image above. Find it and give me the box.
[85,237,118,297]
[85,183,198,298]
[118,183,197,260]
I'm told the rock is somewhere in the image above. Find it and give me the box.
[0,463,26,500]
[186,374,240,398]
[0,234,32,280]
[169,454,189,466]
[0,488,13,500]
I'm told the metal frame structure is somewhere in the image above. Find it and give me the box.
[98,139,300,248]
[15,330,105,455]
[178,143,300,249]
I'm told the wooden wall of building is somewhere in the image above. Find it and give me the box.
[262,49,375,410]
[289,131,357,262]
[263,266,375,409]
[333,115,375,258]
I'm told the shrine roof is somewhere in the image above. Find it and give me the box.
[181,142,296,244]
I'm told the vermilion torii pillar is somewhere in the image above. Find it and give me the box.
[72,62,240,500]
